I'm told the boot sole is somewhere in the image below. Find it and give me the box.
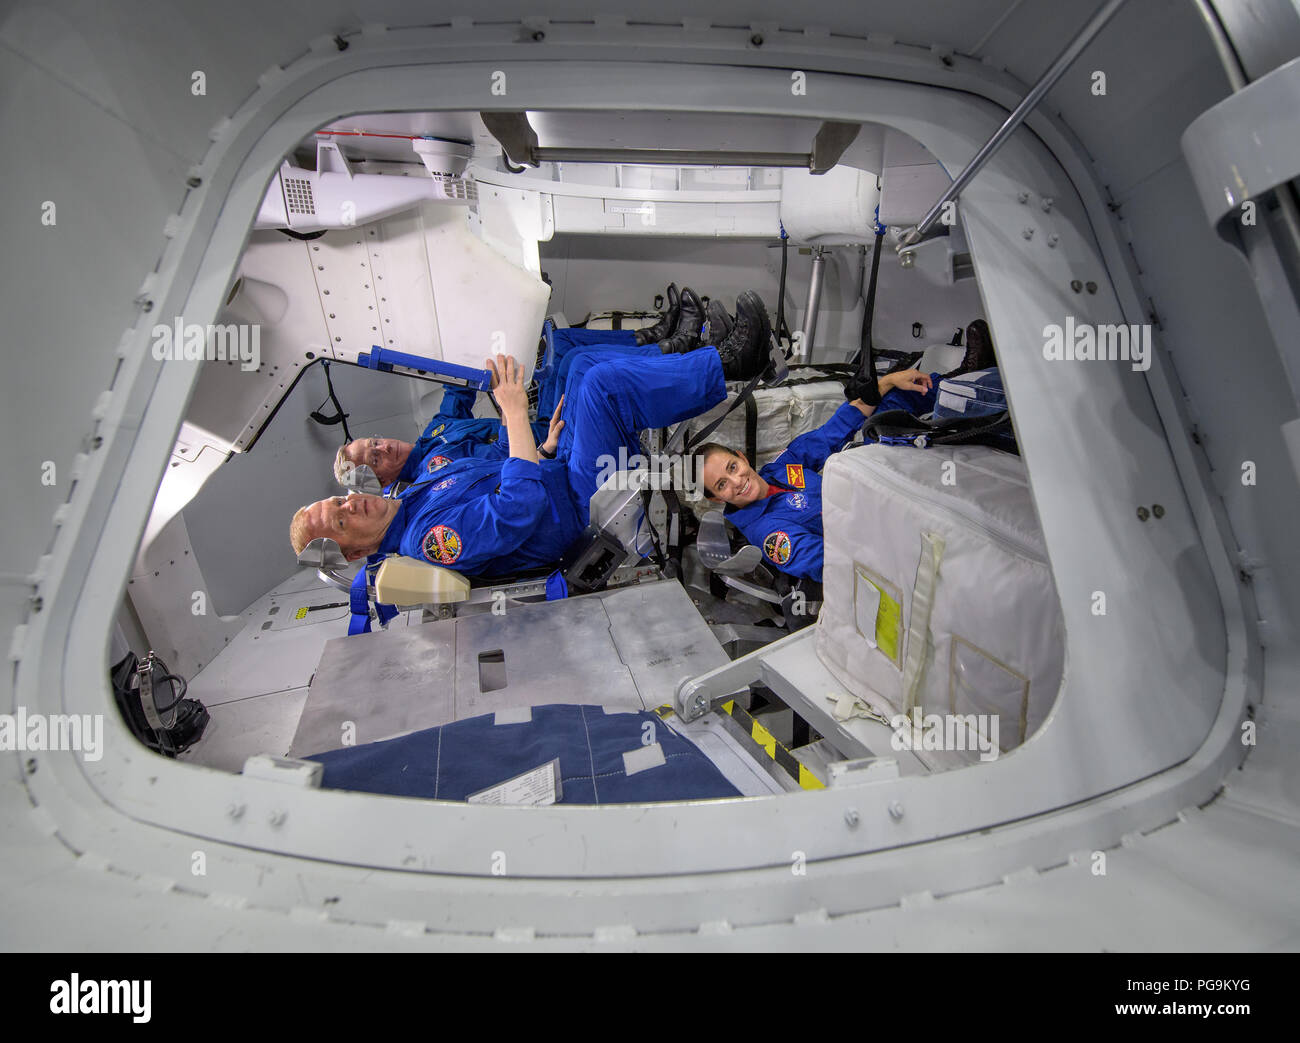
[736,291,773,380]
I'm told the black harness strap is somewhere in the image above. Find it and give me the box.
[775,226,794,355]
[744,392,758,465]
[850,227,886,374]
[683,367,769,452]
[862,407,1019,454]
[309,360,354,443]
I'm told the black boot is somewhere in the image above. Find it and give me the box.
[658,286,704,354]
[699,298,733,347]
[943,319,996,377]
[634,284,679,346]
[714,291,772,382]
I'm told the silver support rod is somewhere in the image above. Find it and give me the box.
[903,0,1130,245]
[536,147,810,167]
[803,247,826,361]
[1191,0,1246,90]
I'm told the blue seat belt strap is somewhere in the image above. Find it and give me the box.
[545,570,568,601]
[349,555,399,635]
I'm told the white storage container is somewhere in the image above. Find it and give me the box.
[815,444,1065,760]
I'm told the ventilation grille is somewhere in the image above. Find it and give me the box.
[283,177,316,215]
[432,174,477,203]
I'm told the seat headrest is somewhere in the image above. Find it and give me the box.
[374,555,470,607]
[297,537,349,569]
[341,462,383,495]
[696,510,762,575]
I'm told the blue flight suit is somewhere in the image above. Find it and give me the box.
[378,350,727,578]
[537,326,639,418]
[396,386,547,485]
[553,346,664,458]
[724,374,941,582]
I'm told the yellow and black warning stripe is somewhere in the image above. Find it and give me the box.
[720,699,825,790]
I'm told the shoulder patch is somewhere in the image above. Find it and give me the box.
[426,454,453,472]
[763,530,792,566]
[430,423,446,438]
[785,463,805,488]
[422,524,463,565]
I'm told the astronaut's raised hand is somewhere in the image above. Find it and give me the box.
[487,353,530,416]
[486,354,539,465]
[542,394,565,455]
[883,369,932,395]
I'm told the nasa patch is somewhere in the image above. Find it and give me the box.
[432,477,457,491]
[785,464,805,488]
[763,530,792,566]
[426,455,453,472]
[422,524,463,565]
[786,492,808,510]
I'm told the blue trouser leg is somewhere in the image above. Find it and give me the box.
[550,327,639,352]
[877,371,942,416]
[554,345,664,452]
[537,329,641,417]
[565,350,727,523]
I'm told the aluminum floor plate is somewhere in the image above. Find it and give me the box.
[290,580,730,758]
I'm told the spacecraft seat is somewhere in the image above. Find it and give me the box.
[696,509,823,630]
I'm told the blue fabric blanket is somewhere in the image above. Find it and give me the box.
[308,704,739,804]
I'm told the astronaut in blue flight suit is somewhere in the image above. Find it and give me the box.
[696,369,942,584]
[535,284,716,419]
[333,384,556,489]
[696,314,1000,583]
[290,289,774,576]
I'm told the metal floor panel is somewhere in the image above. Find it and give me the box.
[187,571,421,708]
[179,687,311,774]
[290,580,732,758]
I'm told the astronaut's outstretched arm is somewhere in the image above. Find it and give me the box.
[486,353,539,465]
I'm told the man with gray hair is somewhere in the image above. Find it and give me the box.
[333,385,560,489]
[292,292,774,577]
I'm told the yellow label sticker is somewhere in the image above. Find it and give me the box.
[295,607,309,620]
[873,584,902,665]
[855,565,903,667]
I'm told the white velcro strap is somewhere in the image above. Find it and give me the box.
[902,530,945,714]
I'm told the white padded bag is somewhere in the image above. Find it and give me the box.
[815,445,1065,754]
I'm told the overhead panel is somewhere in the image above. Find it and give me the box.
[184,235,330,452]
[311,228,386,364]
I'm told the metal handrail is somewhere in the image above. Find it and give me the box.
[901,0,1130,247]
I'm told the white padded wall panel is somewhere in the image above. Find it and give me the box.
[780,166,880,243]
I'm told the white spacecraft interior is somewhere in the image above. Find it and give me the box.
[5,0,1300,950]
